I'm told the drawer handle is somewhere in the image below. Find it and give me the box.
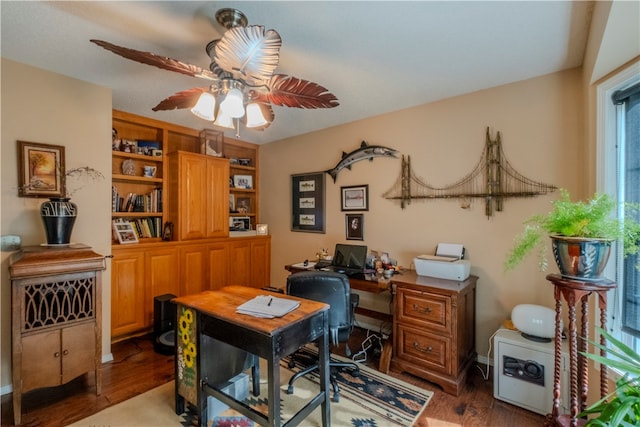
[413,342,433,353]
[54,352,60,358]
[412,303,432,314]
[63,349,69,356]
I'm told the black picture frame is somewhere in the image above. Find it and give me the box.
[345,213,364,240]
[291,172,325,233]
[341,184,369,211]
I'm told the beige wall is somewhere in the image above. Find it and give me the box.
[1,59,112,392]
[260,68,584,358]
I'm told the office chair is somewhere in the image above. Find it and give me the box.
[286,270,360,402]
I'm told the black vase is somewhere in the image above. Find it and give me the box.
[40,197,77,245]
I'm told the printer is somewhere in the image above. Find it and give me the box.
[414,243,471,281]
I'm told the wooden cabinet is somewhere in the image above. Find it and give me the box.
[145,246,179,326]
[167,151,229,240]
[227,236,271,288]
[10,245,105,425]
[391,271,477,396]
[207,241,230,290]
[111,248,146,337]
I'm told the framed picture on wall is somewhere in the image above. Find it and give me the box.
[17,140,66,198]
[345,213,364,240]
[291,172,325,233]
[341,185,368,211]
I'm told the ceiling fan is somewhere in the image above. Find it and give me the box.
[91,8,339,134]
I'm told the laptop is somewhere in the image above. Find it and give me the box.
[318,243,368,276]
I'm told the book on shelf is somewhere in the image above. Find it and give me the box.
[112,188,163,213]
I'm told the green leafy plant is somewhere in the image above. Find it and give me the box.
[578,327,640,426]
[504,189,640,271]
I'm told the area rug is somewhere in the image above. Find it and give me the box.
[68,349,432,427]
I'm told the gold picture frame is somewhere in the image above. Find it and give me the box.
[17,140,66,198]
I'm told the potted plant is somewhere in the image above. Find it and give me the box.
[504,189,640,280]
[578,327,640,426]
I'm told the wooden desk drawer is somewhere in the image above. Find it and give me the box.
[396,288,451,333]
[395,324,451,375]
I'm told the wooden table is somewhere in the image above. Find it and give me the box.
[545,274,616,427]
[173,286,331,427]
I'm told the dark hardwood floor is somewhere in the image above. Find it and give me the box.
[2,327,545,427]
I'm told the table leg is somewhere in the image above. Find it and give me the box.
[268,352,281,426]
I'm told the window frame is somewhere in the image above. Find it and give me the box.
[596,60,640,351]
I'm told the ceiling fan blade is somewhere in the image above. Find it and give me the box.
[213,25,281,84]
[91,39,218,81]
[259,74,339,109]
[152,87,208,111]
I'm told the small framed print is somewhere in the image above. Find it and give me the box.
[233,175,253,189]
[256,224,268,235]
[236,197,250,214]
[346,213,364,240]
[113,221,139,244]
[341,185,369,211]
[17,140,66,198]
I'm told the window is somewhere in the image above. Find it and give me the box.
[598,62,640,353]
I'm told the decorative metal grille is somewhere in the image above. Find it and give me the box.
[22,277,95,332]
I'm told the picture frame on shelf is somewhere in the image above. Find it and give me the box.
[341,184,369,211]
[136,140,160,156]
[256,224,268,235]
[345,213,364,240]
[17,140,66,198]
[291,172,325,233]
[233,175,253,189]
[229,194,235,212]
[113,221,139,244]
[236,197,250,214]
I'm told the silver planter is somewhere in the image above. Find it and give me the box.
[551,235,612,281]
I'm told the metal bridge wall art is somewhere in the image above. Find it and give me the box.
[382,127,557,218]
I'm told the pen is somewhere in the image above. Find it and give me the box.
[268,297,273,306]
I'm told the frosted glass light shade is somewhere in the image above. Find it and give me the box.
[214,112,235,129]
[219,88,245,118]
[245,103,268,128]
[511,304,557,340]
[190,92,216,121]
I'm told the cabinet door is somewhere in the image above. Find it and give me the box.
[206,157,230,238]
[61,322,97,383]
[250,237,271,288]
[208,242,229,290]
[228,240,251,286]
[177,153,208,240]
[180,244,208,295]
[145,247,180,327]
[21,330,60,392]
[111,249,146,337]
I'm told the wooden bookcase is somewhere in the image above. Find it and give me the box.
[110,110,270,342]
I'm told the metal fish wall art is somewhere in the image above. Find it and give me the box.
[326,141,398,182]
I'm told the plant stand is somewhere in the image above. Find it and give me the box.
[544,274,616,427]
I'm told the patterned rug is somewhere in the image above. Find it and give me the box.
[68,348,432,427]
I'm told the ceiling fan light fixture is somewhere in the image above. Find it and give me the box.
[245,103,268,128]
[215,8,248,30]
[190,91,216,121]
[214,111,235,130]
[220,87,245,118]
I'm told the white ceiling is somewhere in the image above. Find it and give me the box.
[1,1,594,145]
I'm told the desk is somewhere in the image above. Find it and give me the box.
[173,286,330,427]
[285,264,392,323]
